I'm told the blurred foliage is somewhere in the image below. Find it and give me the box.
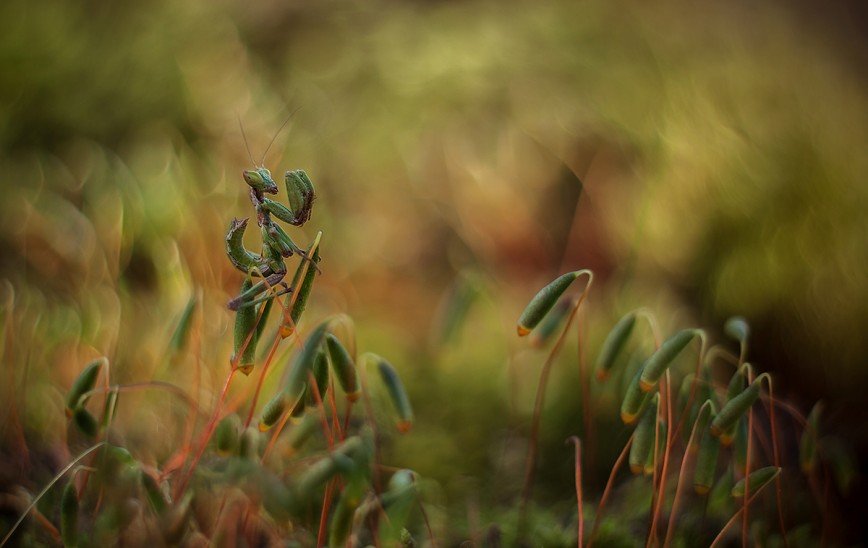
[0,0,866,543]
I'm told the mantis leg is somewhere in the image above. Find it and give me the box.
[227,270,287,311]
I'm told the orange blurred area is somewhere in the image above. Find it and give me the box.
[1,0,866,543]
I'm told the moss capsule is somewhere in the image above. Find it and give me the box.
[65,358,105,415]
[325,333,359,401]
[639,329,697,392]
[731,466,780,498]
[376,356,414,433]
[595,312,636,381]
[517,271,583,336]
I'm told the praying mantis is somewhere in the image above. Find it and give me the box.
[225,116,319,312]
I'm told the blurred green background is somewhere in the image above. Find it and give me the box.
[1,0,866,541]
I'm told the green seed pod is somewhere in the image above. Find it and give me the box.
[595,312,637,381]
[243,168,278,194]
[800,401,822,473]
[259,392,288,432]
[731,466,781,498]
[284,169,315,226]
[286,234,322,333]
[639,329,697,392]
[284,321,330,405]
[161,492,193,545]
[689,400,716,448]
[694,429,721,495]
[328,479,366,548]
[290,392,307,420]
[711,379,761,443]
[643,419,667,476]
[629,397,658,474]
[287,413,319,451]
[620,366,653,425]
[733,417,749,469]
[435,273,480,345]
[72,407,98,438]
[140,469,167,514]
[306,346,329,406]
[239,426,262,460]
[517,272,583,336]
[325,333,359,401]
[375,355,414,433]
[724,316,750,343]
[530,297,572,348]
[215,414,242,454]
[296,436,363,497]
[60,480,79,548]
[65,358,105,415]
[169,294,198,354]
[225,218,264,274]
[232,278,258,375]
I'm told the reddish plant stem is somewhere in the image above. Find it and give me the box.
[709,480,775,548]
[647,371,673,547]
[663,410,704,548]
[587,433,634,548]
[567,437,585,548]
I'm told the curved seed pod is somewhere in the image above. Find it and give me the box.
[621,366,653,424]
[639,329,698,392]
[259,392,288,432]
[285,232,322,334]
[629,397,658,474]
[239,427,262,460]
[517,271,584,336]
[287,413,319,451]
[325,333,359,401]
[800,401,822,473]
[169,294,198,354]
[328,479,366,548]
[530,297,572,348]
[694,428,721,495]
[724,316,750,344]
[643,419,667,476]
[140,469,167,514]
[435,273,481,345]
[595,312,637,381]
[711,378,762,443]
[297,436,363,496]
[72,408,98,438]
[290,393,307,421]
[731,466,780,498]
[60,480,79,548]
[232,278,258,375]
[306,347,329,406]
[65,358,106,415]
[284,169,315,226]
[689,400,716,448]
[243,168,278,194]
[375,355,414,433]
[225,218,264,275]
[161,492,194,545]
[215,414,242,454]
[284,321,330,405]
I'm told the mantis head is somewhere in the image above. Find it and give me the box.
[243,168,278,194]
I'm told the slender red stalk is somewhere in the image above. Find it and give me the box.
[709,479,775,548]
[647,371,673,547]
[587,433,634,548]
[567,437,585,547]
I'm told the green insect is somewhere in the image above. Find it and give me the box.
[226,116,318,311]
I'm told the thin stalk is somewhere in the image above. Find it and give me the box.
[709,478,775,548]
[567,437,585,548]
[1,442,106,547]
[647,371,673,547]
[664,403,710,547]
[743,368,755,548]
[587,433,634,548]
[760,374,788,546]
